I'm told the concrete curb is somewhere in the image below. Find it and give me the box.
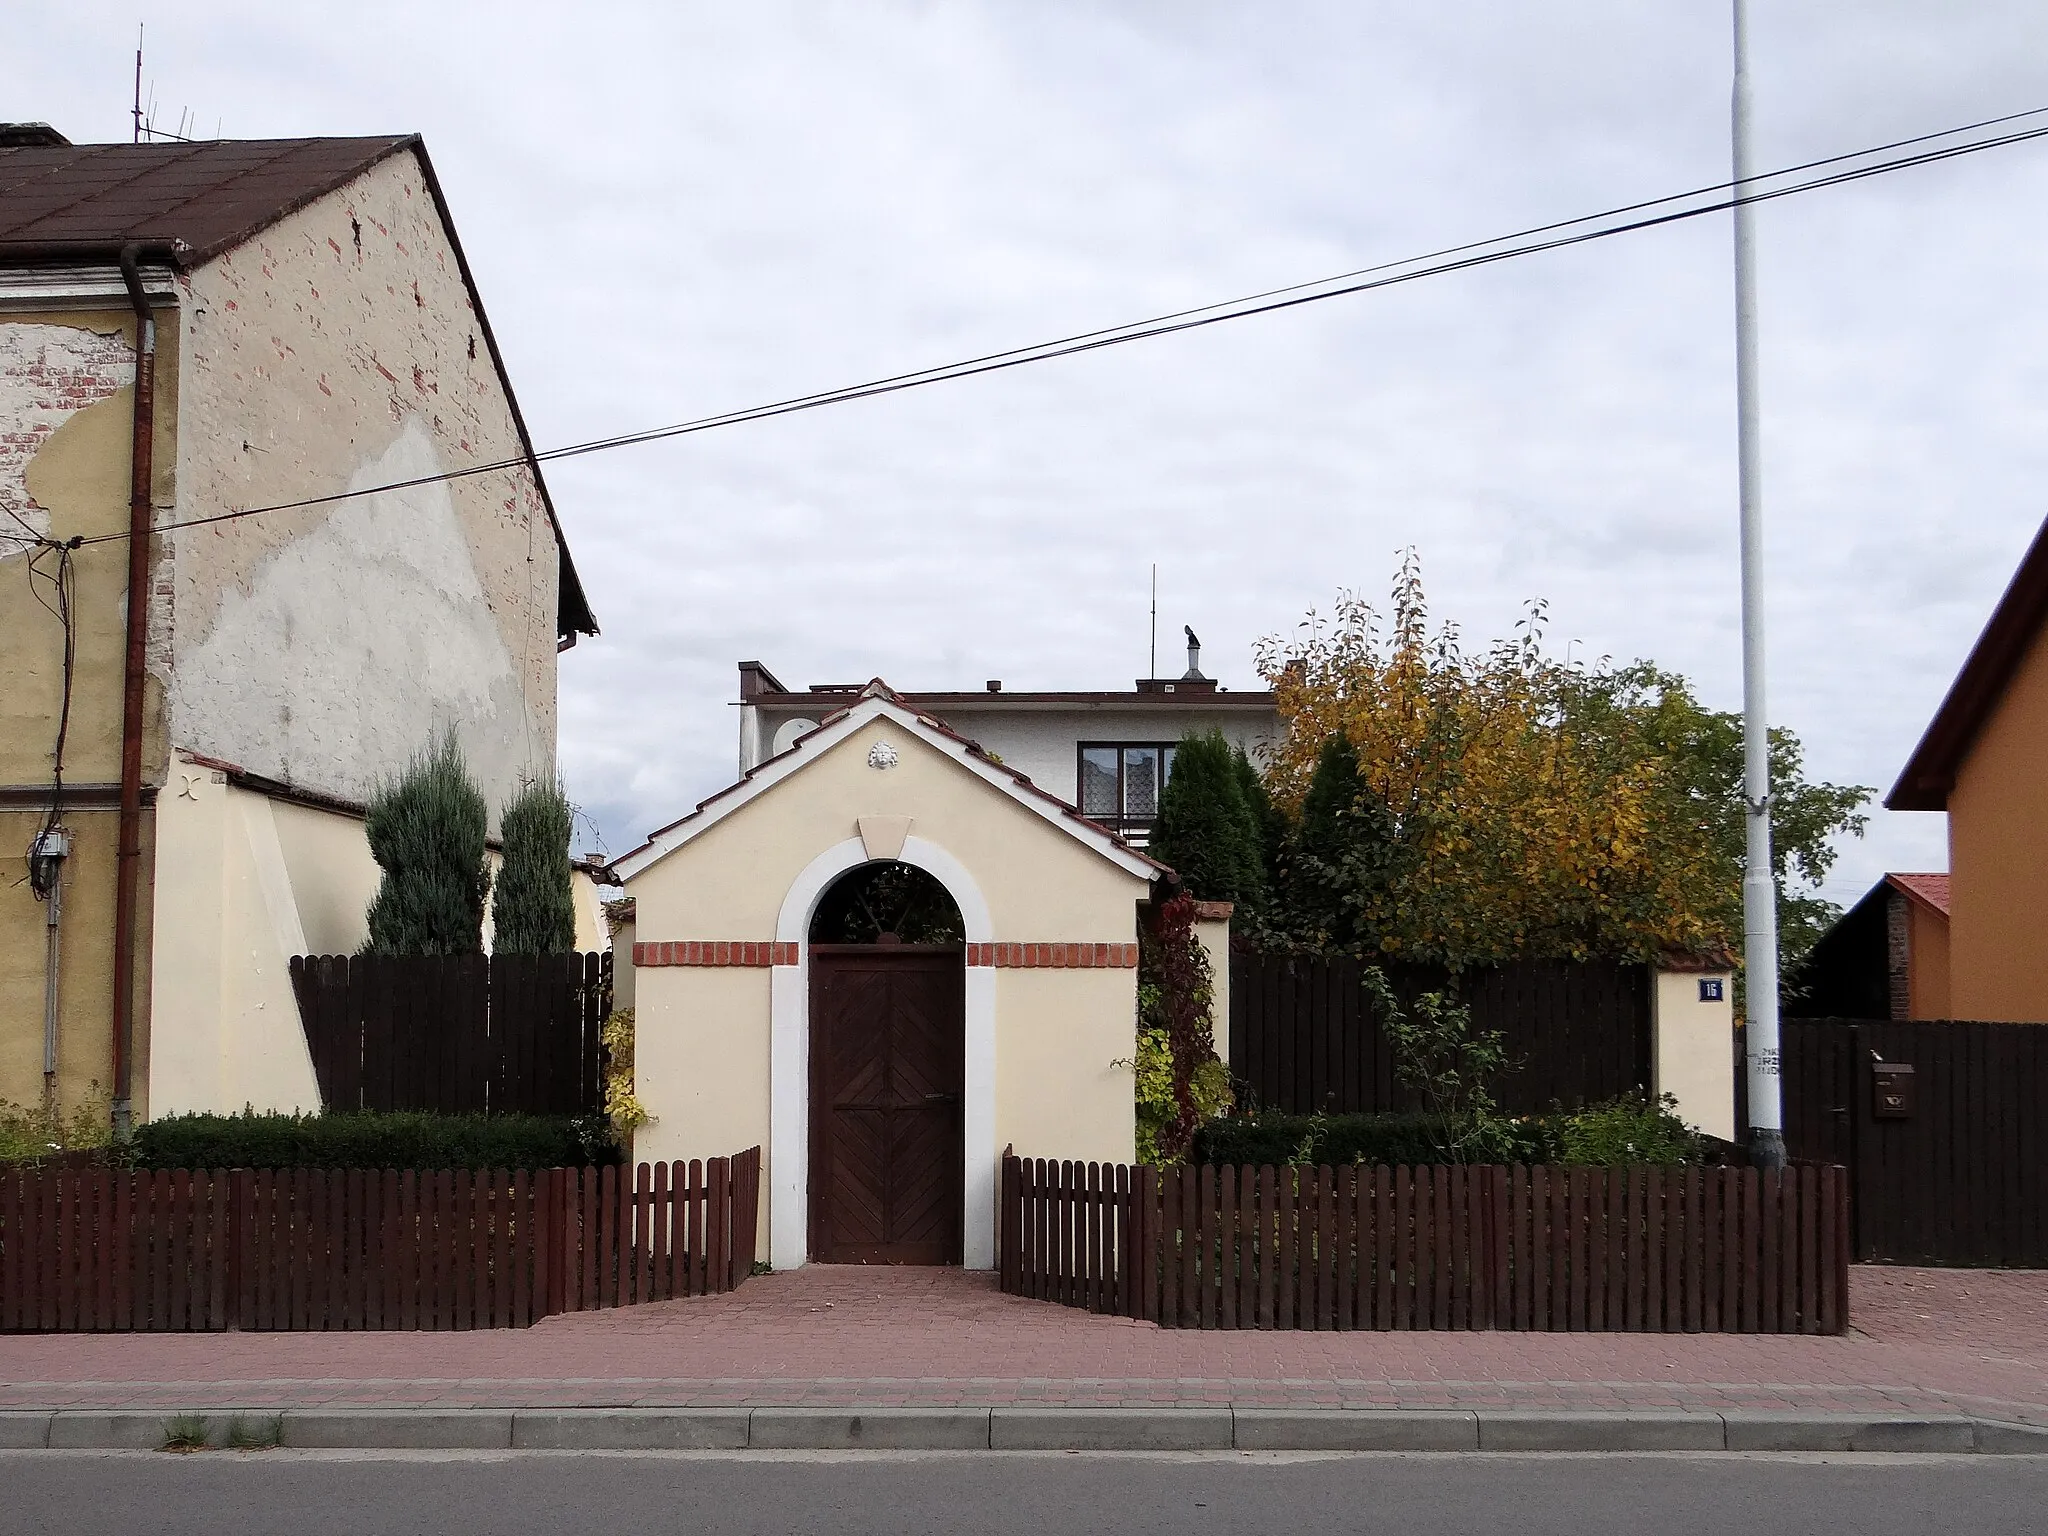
[5,1407,2046,1454]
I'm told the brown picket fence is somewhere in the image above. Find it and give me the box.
[0,1149,760,1333]
[1000,1156,1846,1334]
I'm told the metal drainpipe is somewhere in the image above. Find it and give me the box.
[43,850,64,1079]
[110,243,158,1140]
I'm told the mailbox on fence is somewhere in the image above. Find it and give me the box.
[1871,1059,1915,1120]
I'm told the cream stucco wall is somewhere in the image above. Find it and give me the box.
[1651,967,1736,1142]
[627,713,1152,1265]
[147,767,338,1117]
[632,967,772,1171]
[1193,910,1231,1058]
[635,719,1147,943]
[170,149,559,816]
[992,968,1138,1166]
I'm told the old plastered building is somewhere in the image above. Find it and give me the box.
[0,128,597,1128]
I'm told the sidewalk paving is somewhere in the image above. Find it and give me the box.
[3,1266,2044,1428]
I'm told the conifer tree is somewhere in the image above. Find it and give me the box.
[1232,745,1285,881]
[1150,729,1266,905]
[361,731,491,956]
[493,775,579,955]
[1283,732,1402,953]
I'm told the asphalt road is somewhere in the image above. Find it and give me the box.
[5,1450,2046,1535]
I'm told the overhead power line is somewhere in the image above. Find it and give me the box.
[7,102,2044,554]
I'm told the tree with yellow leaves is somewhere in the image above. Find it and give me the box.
[1250,556,1867,969]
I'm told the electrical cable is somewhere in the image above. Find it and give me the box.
[20,535,80,898]
[43,102,2048,551]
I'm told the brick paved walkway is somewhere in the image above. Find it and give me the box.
[4,1267,2044,1424]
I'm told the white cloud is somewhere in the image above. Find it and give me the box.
[22,0,2048,902]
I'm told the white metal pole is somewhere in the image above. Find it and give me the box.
[1732,0,1786,1167]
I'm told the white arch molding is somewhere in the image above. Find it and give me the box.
[769,836,997,1270]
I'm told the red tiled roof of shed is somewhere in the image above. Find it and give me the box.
[1887,872,1951,916]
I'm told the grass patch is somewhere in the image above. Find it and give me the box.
[159,1414,210,1452]
[225,1414,282,1451]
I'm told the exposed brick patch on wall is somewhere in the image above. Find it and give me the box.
[633,940,1139,969]
[1886,890,1911,1022]
[634,940,797,968]
[966,942,1140,969]
[0,322,135,544]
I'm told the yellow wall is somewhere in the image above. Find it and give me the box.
[1,307,176,1121]
[627,715,1152,1246]
[633,966,772,1170]
[1948,620,2048,1021]
[147,767,326,1117]
[632,719,1146,943]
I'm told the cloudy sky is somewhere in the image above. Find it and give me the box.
[20,3,2048,909]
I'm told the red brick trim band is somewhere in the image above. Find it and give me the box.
[965,942,1140,969]
[634,941,798,967]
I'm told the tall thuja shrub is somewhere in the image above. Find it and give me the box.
[1150,730,1266,906]
[493,775,578,955]
[361,731,491,956]
[1232,745,1285,884]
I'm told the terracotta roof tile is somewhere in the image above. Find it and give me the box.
[1887,872,1951,915]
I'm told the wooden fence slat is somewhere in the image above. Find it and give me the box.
[1337,1165,1358,1331]
[1320,1166,1340,1332]
[704,1158,725,1295]
[1157,1164,1178,1324]
[1448,1167,1469,1332]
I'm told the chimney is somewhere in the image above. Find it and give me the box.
[1182,626,1206,681]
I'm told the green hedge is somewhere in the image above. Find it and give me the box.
[129,1110,620,1172]
[1191,1095,1702,1169]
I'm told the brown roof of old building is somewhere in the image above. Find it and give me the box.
[0,134,596,638]
[0,136,416,267]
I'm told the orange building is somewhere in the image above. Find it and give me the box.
[1888,516,2048,1022]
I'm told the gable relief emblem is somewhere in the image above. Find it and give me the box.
[866,741,900,770]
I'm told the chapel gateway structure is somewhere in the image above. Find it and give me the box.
[612,682,1200,1273]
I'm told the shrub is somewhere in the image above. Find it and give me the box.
[1193,1102,1706,1169]
[1139,893,1231,1162]
[0,1086,111,1164]
[600,1008,650,1140]
[129,1110,619,1171]
[493,775,579,955]
[362,730,491,956]
[1194,1111,1548,1169]
[1552,1093,1700,1166]
[1129,1024,1233,1164]
[1150,730,1266,905]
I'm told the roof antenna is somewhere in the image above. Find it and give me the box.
[132,26,143,144]
[1149,563,1158,680]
